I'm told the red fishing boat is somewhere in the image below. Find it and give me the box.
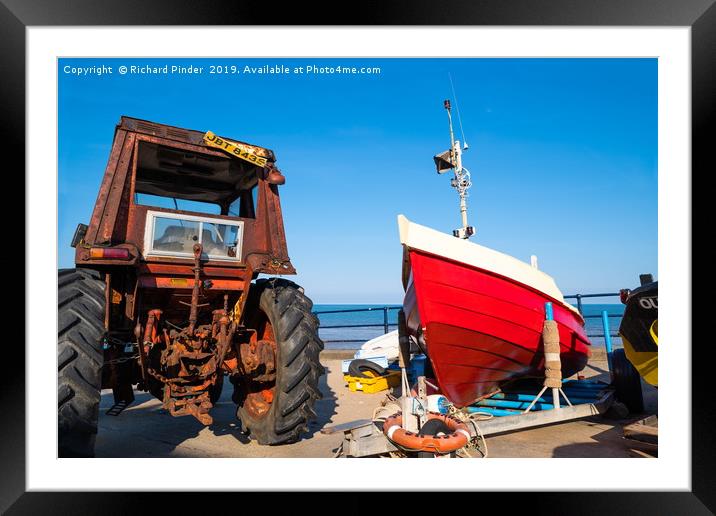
[399,100,591,408]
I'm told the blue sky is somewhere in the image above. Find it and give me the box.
[58,58,657,303]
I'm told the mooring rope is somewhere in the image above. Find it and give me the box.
[447,404,491,458]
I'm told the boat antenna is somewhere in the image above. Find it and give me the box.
[448,73,468,150]
[443,99,475,239]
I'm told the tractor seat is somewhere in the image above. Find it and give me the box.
[153,225,197,252]
[155,225,196,244]
[152,225,228,256]
[201,228,224,255]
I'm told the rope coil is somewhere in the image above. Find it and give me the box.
[542,319,562,389]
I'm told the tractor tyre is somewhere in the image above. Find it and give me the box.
[612,348,644,414]
[236,278,324,445]
[58,268,105,457]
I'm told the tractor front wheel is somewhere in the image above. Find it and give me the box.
[235,278,324,445]
[58,268,105,457]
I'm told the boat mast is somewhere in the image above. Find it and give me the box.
[443,99,474,239]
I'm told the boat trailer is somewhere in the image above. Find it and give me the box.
[325,379,615,458]
[325,304,625,458]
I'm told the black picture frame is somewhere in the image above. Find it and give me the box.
[3,0,709,513]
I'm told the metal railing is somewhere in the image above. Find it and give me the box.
[565,292,618,314]
[564,292,622,339]
[314,292,624,345]
[313,306,402,343]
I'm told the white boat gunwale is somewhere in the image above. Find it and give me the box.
[397,214,581,316]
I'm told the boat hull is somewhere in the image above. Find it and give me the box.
[404,248,591,407]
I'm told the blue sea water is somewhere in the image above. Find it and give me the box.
[313,303,624,351]
[579,303,625,349]
[313,304,402,349]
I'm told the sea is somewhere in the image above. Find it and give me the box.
[313,303,624,351]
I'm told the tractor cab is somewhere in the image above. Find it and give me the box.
[73,117,292,271]
[133,137,259,262]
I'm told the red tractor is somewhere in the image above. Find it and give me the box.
[59,117,324,456]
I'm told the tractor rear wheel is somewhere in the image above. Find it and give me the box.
[58,268,105,457]
[236,278,324,445]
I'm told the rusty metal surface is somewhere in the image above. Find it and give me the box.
[138,276,246,291]
[142,302,237,425]
[98,132,136,244]
[77,116,297,425]
[82,129,128,247]
[119,116,276,161]
[231,307,278,420]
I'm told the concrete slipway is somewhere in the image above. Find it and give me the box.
[95,348,657,458]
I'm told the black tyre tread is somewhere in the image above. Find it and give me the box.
[612,348,644,414]
[237,278,324,445]
[283,332,310,368]
[348,359,387,378]
[58,268,105,458]
[283,361,312,394]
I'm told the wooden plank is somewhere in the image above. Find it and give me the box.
[623,422,658,444]
[625,437,658,457]
[628,447,657,458]
[624,423,658,437]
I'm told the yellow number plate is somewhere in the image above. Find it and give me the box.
[203,131,268,167]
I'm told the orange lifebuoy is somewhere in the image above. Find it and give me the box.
[382,411,471,454]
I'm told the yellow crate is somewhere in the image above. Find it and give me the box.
[343,371,401,393]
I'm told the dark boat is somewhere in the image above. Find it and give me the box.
[619,275,658,387]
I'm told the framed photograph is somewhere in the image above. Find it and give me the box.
[4,0,710,512]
